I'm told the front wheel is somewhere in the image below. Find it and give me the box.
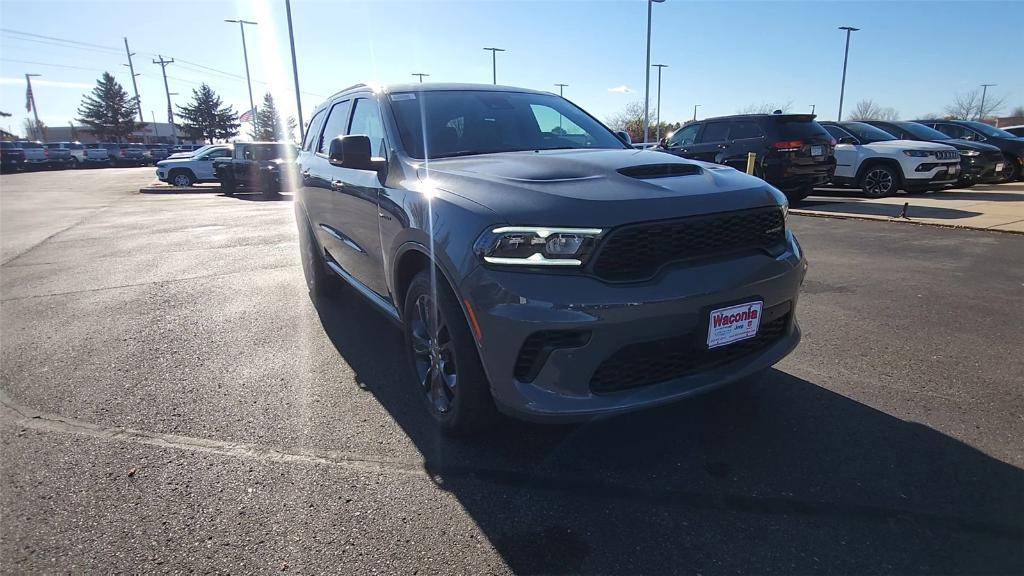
[860,165,899,197]
[1001,155,1021,183]
[403,270,496,435]
[170,170,195,187]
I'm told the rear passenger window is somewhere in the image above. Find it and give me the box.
[348,98,387,158]
[318,100,352,154]
[934,124,964,139]
[303,110,326,151]
[667,123,700,147]
[699,122,730,143]
[729,121,763,140]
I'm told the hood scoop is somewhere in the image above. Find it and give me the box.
[618,163,703,179]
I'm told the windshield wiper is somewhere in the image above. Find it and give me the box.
[431,150,493,159]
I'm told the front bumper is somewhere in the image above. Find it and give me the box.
[959,154,1005,184]
[461,230,807,422]
[905,161,959,191]
[762,160,835,192]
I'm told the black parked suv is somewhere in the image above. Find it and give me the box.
[295,84,805,433]
[863,120,1006,186]
[913,119,1024,182]
[656,114,835,202]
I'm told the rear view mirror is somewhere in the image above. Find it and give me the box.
[615,130,632,145]
[329,135,373,170]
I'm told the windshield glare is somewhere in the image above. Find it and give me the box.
[842,122,897,143]
[963,121,1016,138]
[389,90,627,159]
[896,122,950,140]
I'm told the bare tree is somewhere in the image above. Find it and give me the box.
[737,101,793,114]
[1010,105,1024,117]
[606,101,673,143]
[944,89,1006,120]
[22,117,46,140]
[847,99,900,121]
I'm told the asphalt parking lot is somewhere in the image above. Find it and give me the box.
[1,168,1022,574]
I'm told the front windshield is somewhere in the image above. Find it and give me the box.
[842,122,897,143]
[189,145,215,156]
[962,121,1017,139]
[896,122,950,140]
[389,90,627,159]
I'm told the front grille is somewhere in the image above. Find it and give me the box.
[592,207,786,282]
[514,330,591,382]
[935,150,959,160]
[590,302,791,393]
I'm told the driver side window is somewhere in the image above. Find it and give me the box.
[668,124,700,147]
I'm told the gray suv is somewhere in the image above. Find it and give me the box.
[295,83,806,433]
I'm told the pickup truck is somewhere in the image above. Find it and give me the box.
[1,141,27,172]
[155,144,232,186]
[12,141,48,169]
[83,143,111,165]
[43,143,75,168]
[213,142,298,198]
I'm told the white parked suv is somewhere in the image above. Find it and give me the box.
[821,121,960,197]
[155,144,232,186]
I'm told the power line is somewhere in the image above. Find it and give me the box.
[0,28,123,53]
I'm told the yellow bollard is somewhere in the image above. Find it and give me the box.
[746,152,757,175]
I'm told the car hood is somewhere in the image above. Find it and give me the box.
[157,157,201,166]
[939,139,1003,152]
[861,139,958,151]
[415,148,783,227]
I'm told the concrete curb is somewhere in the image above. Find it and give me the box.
[790,209,1024,235]
[139,186,222,194]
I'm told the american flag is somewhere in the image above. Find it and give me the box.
[239,109,254,122]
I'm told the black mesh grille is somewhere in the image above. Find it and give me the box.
[590,303,791,393]
[514,330,591,382]
[592,207,786,282]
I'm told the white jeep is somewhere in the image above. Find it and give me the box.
[821,121,960,197]
[155,144,233,186]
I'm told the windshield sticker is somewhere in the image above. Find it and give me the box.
[390,93,415,101]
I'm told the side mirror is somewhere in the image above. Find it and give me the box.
[329,135,373,170]
[615,130,632,145]
[837,137,857,145]
[659,137,669,148]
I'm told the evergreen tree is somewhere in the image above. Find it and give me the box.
[254,93,285,141]
[176,83,240,143]
[76,72,143,142]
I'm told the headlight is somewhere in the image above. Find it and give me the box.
[475,226,603,266]
[903,150,932,157]
[959,150,980,157]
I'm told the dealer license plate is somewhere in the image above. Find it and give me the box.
[707,301,763,349]
[996,162,1005,172]
[810,145,824,156]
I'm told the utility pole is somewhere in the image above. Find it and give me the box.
[285,0,304,142]
[837,26,859,121]
[152,55,178,145]
[151,111,159,141]
[554,83,568,97]
[123,38,144,124]
[25,73,42,140]
[979,83,996,121]
[226,19,259,135]
[483,47,505,84]
[412,73,430,83]
[652,64,667,141]
[692,104,700,122]
[643,0,666,146]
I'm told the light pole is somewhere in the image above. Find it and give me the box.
[692,104,700,122]
[412,73,430,83]
[979,83,996,120]
[483,47,505,84]
[643,0,666,146]
[123,38,144,124]
[226,18,259,134]
[24,73,41,140]
[284,0,304,142]
[652,64,667,141]
[810,104,816,115]
[554,83,568,97]
[837,26,859,121]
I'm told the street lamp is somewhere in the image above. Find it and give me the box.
[643,0,666,146]
[810,104,816,115]
[836,26,859,121]
[692,104,700,121]
[225,18,259,133]
[412,73,430,83]
[979,83,996,120]
[652,64,667,141]
[554,83,568,97]
[483,47,505,84]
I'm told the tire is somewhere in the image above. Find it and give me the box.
[784,187,811,204]
[1001,155,1021,183]
[859,164,899,197]
[221,176,236,196]
[170,170,195,187]
[261,174,279,200]
[71,158,80,169]
[402,270,497,435]
[295,200,340,299]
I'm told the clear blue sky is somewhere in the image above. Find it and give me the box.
[1,0,1021,138]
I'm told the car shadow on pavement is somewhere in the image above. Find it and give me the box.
[795,199,983,220]
[311,287,1023,575]
[220,192,294,202]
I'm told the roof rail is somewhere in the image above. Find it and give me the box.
[325,83,368,102]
